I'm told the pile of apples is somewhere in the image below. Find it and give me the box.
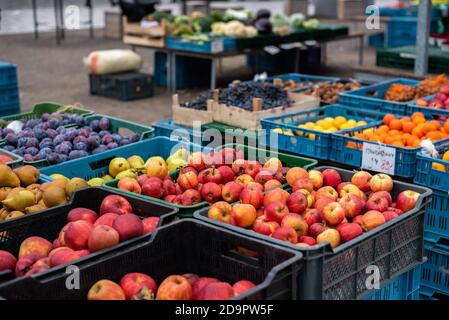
[207,168,421,248]
[116,147,290,206]
[0,195,159,278]
[87,273,256,300]
[415,85,449,111]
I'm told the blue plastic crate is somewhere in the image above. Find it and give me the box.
[265,73,339,92]
[339,78,420,115]
[368,33,385,48]
[415,140,449,193]
[330,119,445,178]
[420,285,449,300]
[0,84,19,107]
[421,191,449,247]
[165,36,236,53]
[40,136,204,180]
[421,243,449,297]
[260,104,384,160]
[407,94,449,119]
[386,17,439,48]
[361,266,421,300]
[377,6,441,18]
[0,102,20,117]
[152,118,204,145]
[0,61,17,87]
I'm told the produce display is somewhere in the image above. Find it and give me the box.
[431,149,449,171]
[207,167,421,249]
[348,112,449,148]
[415,84,449,111]
[107,148,293,208]
[384,74,449,102]
[0,195,159,277]
[180,82,292,111]
[87,273,255,300]
[0,154,14,164]
[303,81,363,104]
[272,116,368,137]
[0,165,88,222]
[1,116,138,164]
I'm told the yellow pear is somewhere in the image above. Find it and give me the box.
[2,190,36,211]
[0,164,20,188]
[65,178,88,198]
[25,203,47,214]
[167,158,188,173]
[102,174,113,181]
[43,186,68,208]
[50,174,69,182]
[109,157,130,177]
[88,177,105,187]
[5,211,25,220]
[115,169,138,180]
[0,187,12,202]
[13,165,40,187]
[127,155,145,169]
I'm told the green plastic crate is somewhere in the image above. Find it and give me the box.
[104,144,317,219]
[1,102,94,123]
[6,114,154,169]
[0,148,23,169]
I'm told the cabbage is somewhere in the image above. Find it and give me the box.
[289,13,305,29]
[224,9,252,21]
[223,21,247,37]
[303,18,320,29]
[270,14,289,29]
[211,22,226,36]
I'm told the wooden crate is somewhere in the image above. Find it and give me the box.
[172,94,214,127]
[337,0,364,20]
[212,92,320,131]
[122,17,165,48]
[104,10,122,40]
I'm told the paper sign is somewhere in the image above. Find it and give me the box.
[361,142,396,175]
[211,40,224,53]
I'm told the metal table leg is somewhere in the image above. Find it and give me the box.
[32,0,39,39]
[210,57,216,90]
[170,52,177,92]
[60,0,65,39]
[294,48,300,73]
[88,0,94,38]
[54,0,61,44]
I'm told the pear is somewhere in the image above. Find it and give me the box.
[0,164,20,188]
[102,174,114,181]
[144,156,166,167]
[0,208,10,221]
[115,169,138,180]
[0,187,12,202]
[109,157,130,178]
[171,148,188,160]
[43,186,67,208]
[13,165,40,187]
[25,203,47,214]
[127,155,145,169]
[167,157,188,173]
[41,179,67,191]
[5,211,25,220]
[65,178,88,198]
[88,177,104,187]
[50,174,69,182]
[2,190,36,211]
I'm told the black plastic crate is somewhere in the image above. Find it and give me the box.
[0,187,177,284]
[89,72,154,101]
[0,219,302,300]
[195,166,432,300]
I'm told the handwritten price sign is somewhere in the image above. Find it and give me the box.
[361,142,396,175]
[211,40,224,53]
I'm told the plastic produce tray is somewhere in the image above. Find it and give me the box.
[103,143,317,218]
[152,118,204,146]
[339,78,419,115]
[415,140,449,192]
[194,166,432,300]
[165,36,237,53]
[0,187,177,284]
[0,62,17,87]
[0,219,302,300]
[0,148,24,169]
[261,104,384,160]
[421,242,449,298]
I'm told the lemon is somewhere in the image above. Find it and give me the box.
[324,117,335,123]
[347,119,357,127]
[305,122,315,129]
[314,126,324,132]
[334,116,347,126]
[356,120,367,127]
[443,150,449,161]
[283,130,294,136]
[339,123,350,130]
[309,134,316,141]
[363,128,374,135]
[273,128,283,134]
[327,127,338,133]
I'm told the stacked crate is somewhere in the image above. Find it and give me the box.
[0,61,20,117]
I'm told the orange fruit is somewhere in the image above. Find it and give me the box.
[392,140,405,147]
[432,162,446,172]
[412,116,426,125]
[377,125,390,134]
[389,119,403,130]
[412,124,425,138]
[400,117,411,124]
[383,136,395,144]
[427,131,443,141]
[402,122,415,133]
[383,114,395,126]
[412,111,425,120]
[389,129,401,136]
[444,120,449,134]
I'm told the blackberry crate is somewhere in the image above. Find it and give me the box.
[421,242,449,298]
[261,104,384,160]
[415,140,449,193]
[0,187,177,285]
[360,265,421,300]
[0,62,17,87]
[339,78,419,115]
[194,166,432,300]
[0,219,303,300]
[152,118,204,146]
[153,51,211,89]
[89,72,154,101]
[102,143,316,218]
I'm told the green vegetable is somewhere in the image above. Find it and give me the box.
[223,9,252,22]
[152,11,173,23]
[209,10,224,23]
[193,16,214,33]
[289,13,305,29]
[174,15,191,27]
[172,24,194,36]
[270,14,289,29]
[303,18,320,29]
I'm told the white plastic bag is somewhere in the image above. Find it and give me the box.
[84,49,143,75]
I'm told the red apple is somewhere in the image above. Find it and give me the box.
[339,183,364,199]
[382,210,399,222]
[232,159,247,175]
[112,213,144,242]
[0,250,17,272]
[88,225,119,252]
[254,170,274,185]
[156,275,192,300]
[309,222,327,239]
[141,177,164,199]
[369,174,393,192]
[172,194,193,206]
[188,152,206,171]
[366,193,389,212]
[322,202,345,226]
[192,277,219,300]
[395,190,420,212]
[338,194,365,218]
[200,182,222,203]
[264,201,289,223]
[297,189,314,208]
[286,191,308,214]
[253,218,279,235]
[235,174,254,187]
[179,166,198,175]
[199,282,234,300]
[369,191,392,205]
[162,178,177,196]
[337,223,363,243]
[308,170,324,190]
[18,236,53,259]
[351,171,372,192]
[264,179,282,191]
[67,208,98,224]
[208,201,235,225]
[233,280,256,297]
[316,186,338,201]
[120,272,157,300]
[361,210,386,231]
[386,207,403,215]
[164,195,176,202]
[302,208,321,226]
[198,167,222,184]
[292,178,314,193]
[244,160,261,178]
[183,189,202,205]
[239,187,264,209]
[271,226,298,244]
[136,174,150,186]
[88,279,126,300]
[183,273,200,286]
[118,177,142,194]
[246,182,264,192]
[142,217,159,234]
[263,158,283,175]
[322,169,342,188]
[285,167,309,187]
[94,212,119,227]
[177,171,199,190]
[100,195,132,216]
[316,228,341,248]
[281,213,308,237]
[217,165,235,184]
[64,220,94,251]
[315,196,335,213]
[231,203,257,227]
[221,181,243,203]
[49,248,80,267]
[263,188,289,207]
[415,98,428,107]
[299,235,316,246]
[76,249,90,257]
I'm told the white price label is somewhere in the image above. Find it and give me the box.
[361,142,396,175]
[211,40,224,53]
